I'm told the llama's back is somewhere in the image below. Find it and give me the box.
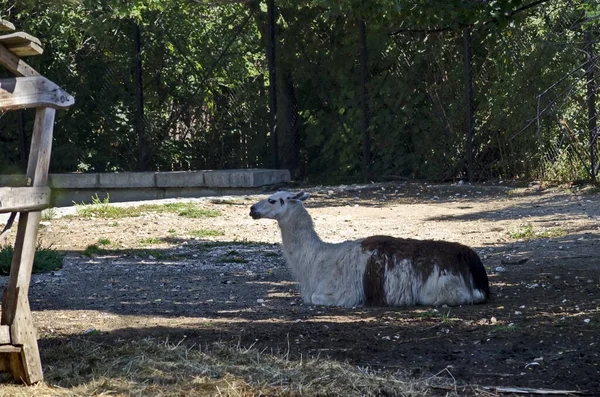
[360,236,490,306]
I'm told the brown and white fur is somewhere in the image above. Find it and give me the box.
[249,191,490,307]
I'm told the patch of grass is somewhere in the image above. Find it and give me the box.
[509,224,567,240]
[190,229,224,238]
[210,198,238,205]
[98,238,111,246]
[490,324,520,333]
[409,310,439,319]
[178,208,221,218]
[74,196,221,220]
[0,246,63,274]
[74,194,141,219]
[509,224,535,240]
[168,229,176,234]
[41,207,57,221]
[8,338,446,397]
[83,244,101,257]
[139,237,163,245]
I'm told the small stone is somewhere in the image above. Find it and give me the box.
[584,318,591,323]
[256,298,265,303]
[490,317,497,324]
[495,266,506,273]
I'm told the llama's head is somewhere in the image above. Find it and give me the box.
[249,191,310,220]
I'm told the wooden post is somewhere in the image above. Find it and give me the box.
[0,20,73,385]
[1,107,56,384]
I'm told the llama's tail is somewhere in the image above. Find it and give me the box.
[467,249,491,303]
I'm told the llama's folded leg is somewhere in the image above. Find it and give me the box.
[311,292,337,306]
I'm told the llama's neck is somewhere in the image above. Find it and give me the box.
[277,204,323,258]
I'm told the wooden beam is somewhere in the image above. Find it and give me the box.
[0,187,51,214]
[0,20,16,32]
[1,107,56,385]
[0,346,21,353]
[0,32,43,57]
[0,43,40,77]
[0,76,75,110]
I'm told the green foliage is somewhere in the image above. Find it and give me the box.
[0,0,594,181]
[0,246,64,274]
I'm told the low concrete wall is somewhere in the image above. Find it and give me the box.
[0,169,290,207]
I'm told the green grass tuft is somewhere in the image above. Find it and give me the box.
[0,246,63,274]
[83,244,102,257]
[139,237,163,246]
[178,208,221,218]
[509,224,567,240]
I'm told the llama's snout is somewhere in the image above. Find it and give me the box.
[249,205,261,219]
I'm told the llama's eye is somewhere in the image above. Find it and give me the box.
[268,199,276,204]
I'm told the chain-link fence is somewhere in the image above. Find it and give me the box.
[1,0,598,183]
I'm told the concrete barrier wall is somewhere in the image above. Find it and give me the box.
[0,169,291,207]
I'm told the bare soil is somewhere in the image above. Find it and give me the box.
[4,181,600,395]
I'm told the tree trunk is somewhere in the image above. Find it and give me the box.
[249,1,302,178]
[132,20,148,171]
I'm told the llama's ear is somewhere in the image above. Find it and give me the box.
[290,191,310,201]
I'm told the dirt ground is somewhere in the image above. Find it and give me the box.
[3,181,600,394]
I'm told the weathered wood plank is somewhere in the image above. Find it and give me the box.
[10,291,43,383]
[0,32,43,57]
[0,76,74,110]
[0,43,40,77]
[0,20,16,32]
[0,325,11,345]
[0,346,20,353]
[0,187,50,214]
[0,107,55,385]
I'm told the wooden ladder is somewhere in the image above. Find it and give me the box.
[0,18,74,384]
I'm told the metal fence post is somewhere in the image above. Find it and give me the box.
[463,27,475,182]
[585,28,598,182]
[267,0,279,169]
[359,18,370,181]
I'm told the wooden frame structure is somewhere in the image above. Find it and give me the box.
[0,19,74,384]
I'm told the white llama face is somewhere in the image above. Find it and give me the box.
[249,191,309,220]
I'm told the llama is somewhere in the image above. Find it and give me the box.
[249,191,490,307]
